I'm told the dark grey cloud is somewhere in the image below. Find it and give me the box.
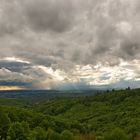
[22,0,76,33]
[0,0,25,36]
[0,61,31,72]
[118,40,140,60]
[0,0,77,37]
[0,80,31,87]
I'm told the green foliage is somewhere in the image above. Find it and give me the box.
[74,133,96,140]
[0,88,140,139]
[46,128,61,140]
[96,136,104,140]
[8,111,19,122]
[0,111,10,139]
[104,128,131,140]
[28,127,47,140]
[61,130,74,140]
[7,122,29,140]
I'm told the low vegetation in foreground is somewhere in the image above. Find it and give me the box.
[0,88,140,139]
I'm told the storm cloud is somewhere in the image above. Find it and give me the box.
[0,0,140,89]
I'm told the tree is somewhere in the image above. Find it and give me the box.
[74,133,96,140]
[7,122,29,140]
[8,111,19,122]
[104,128,131,140]
[127,87,131,90]
[49,131,60,140]
[61,130,74,140]
[46,128,61,140]
[28,127,47,140]
[0,112,10,140]
[21,121,30,137]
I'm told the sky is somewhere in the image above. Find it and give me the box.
[0,0,140,90]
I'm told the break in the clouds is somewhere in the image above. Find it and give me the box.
[0,0,140,90]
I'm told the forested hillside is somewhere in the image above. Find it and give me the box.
[0,89,140,139]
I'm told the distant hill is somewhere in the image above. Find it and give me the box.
[0,89,102,102]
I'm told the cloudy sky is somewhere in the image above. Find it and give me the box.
[0,0,140,90]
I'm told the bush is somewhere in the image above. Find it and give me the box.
[61,130,74,140]
[104,128,131,140]
[0,113,10,139]
[28,127,47,140]
[7,122,29,140]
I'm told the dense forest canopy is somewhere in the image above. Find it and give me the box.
[0,89,140,139]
